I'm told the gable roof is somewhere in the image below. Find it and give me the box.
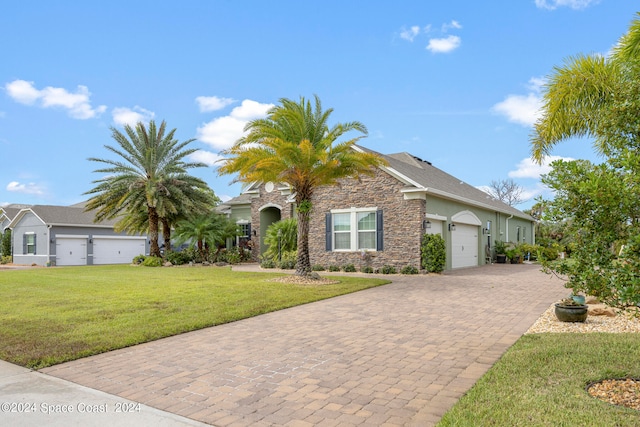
[361,147,531,219]
[220,146,533,221]
[8,204,119,229]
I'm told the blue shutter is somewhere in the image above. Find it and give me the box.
[325,213,332,251]
[33,234,36,254]
[23,234,27,255]
[376,209,383,251]
[247,224,252,238]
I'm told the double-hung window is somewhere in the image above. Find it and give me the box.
[25,233,36,255]
[328,208,382,251]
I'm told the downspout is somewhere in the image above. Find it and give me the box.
[505,214,513,243]
[47,225,52,266]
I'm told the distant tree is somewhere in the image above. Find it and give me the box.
[485,178,526,207]
[218,95,387,276]
[85,120,210,257]
[1,229,11,257]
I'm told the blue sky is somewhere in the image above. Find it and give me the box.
[1,1,638,210]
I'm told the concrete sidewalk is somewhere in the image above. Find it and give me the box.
[0,360,209,427]
[30,264,567,426]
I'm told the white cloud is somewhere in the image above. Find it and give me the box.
[400,25,421,42]
[6,181,45,196]
[196,96,235,112]
[5,79,106,119]
[197,99,274,150]
[508,155,575,179]
[492,93,542,127]
[426,35,461,54]
[534,0,599,10]
[188,150,224,167]
[442,20,462,32]
[112,106,155,127]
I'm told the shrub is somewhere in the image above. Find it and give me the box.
[342,263,356,272]
[165,250,191,265]
[380,265,397,274]
[1,255,12,265]
[141,256,163,267]
[312,264,325,271]
[328,265,340,272]
[225,248,242,265]
[361,266,374,274]
[260,258,276,269]
[132,254,146,265]
[422,234,446,273]
[401,265,419,275]
[1,230,11,257]
[263,218,297,261]
[277,251,297,269]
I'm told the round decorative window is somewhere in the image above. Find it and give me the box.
[265,182,275,193]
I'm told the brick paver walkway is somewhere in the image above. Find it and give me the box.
[42,264,567,426]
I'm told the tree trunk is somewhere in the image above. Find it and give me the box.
[295,208,312,276]
[148,206,161,257]
[161,217,171,252]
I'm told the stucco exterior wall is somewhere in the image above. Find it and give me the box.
[12,212,49,265]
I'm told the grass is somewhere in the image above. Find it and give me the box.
[437,333,640,426]
[0,265,389,369]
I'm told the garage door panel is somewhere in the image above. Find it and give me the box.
[56,238,87,266]
[93,238,146,265]
[451,224,478,269]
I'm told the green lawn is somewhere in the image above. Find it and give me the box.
[0,265,389,369]
[437,333,640,426]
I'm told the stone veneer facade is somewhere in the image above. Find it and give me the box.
[249,169,425,270]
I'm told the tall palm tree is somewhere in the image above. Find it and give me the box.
[531,13,640,162]
[218,95,386,276]
[85,120,210,257]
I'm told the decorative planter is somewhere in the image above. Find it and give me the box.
[496,254,507,264]
[554,303,588,322]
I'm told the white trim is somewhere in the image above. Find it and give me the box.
[235,219,250,225]
[452,210,482,226]
[259,203,282,211]
[55,234,89,239]
[426,213,448,221]
[92,235,146,240]
[330,207,378,214]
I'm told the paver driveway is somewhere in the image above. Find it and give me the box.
[42,264,567,426]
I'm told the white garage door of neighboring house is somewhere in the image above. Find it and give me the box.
[56,236,88,266]
[93,236,146,265]
[451,224,479,269]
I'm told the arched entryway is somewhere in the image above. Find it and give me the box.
[258,204,282,256]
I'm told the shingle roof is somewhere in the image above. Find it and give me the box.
[221,146,533,221]
[11,204,118,228]
[369,147,532,219]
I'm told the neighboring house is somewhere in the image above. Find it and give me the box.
[219,146,535,271]
[8,203,149,266]
[1,206,21,233]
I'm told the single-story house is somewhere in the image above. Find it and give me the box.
[8,202,149,266]
[219,146,535,271]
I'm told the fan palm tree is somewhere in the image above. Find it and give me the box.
[173,213,238,259]
[218,95,386,276]
[531,13,640,162]
[85,120,210,257]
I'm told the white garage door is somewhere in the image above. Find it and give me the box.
[93,236,146,265]
[451,224,478,269]
[56,237,88,266]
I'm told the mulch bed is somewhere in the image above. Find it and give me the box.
[587,378,640,411]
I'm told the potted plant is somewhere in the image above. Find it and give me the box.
[505,247,521,264]
[494,240,507,264]
[554,297,588,322]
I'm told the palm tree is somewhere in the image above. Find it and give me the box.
[218,95,386,276]
[85,120,210,257]
[531,13,640,162]
[173,213,238,259]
